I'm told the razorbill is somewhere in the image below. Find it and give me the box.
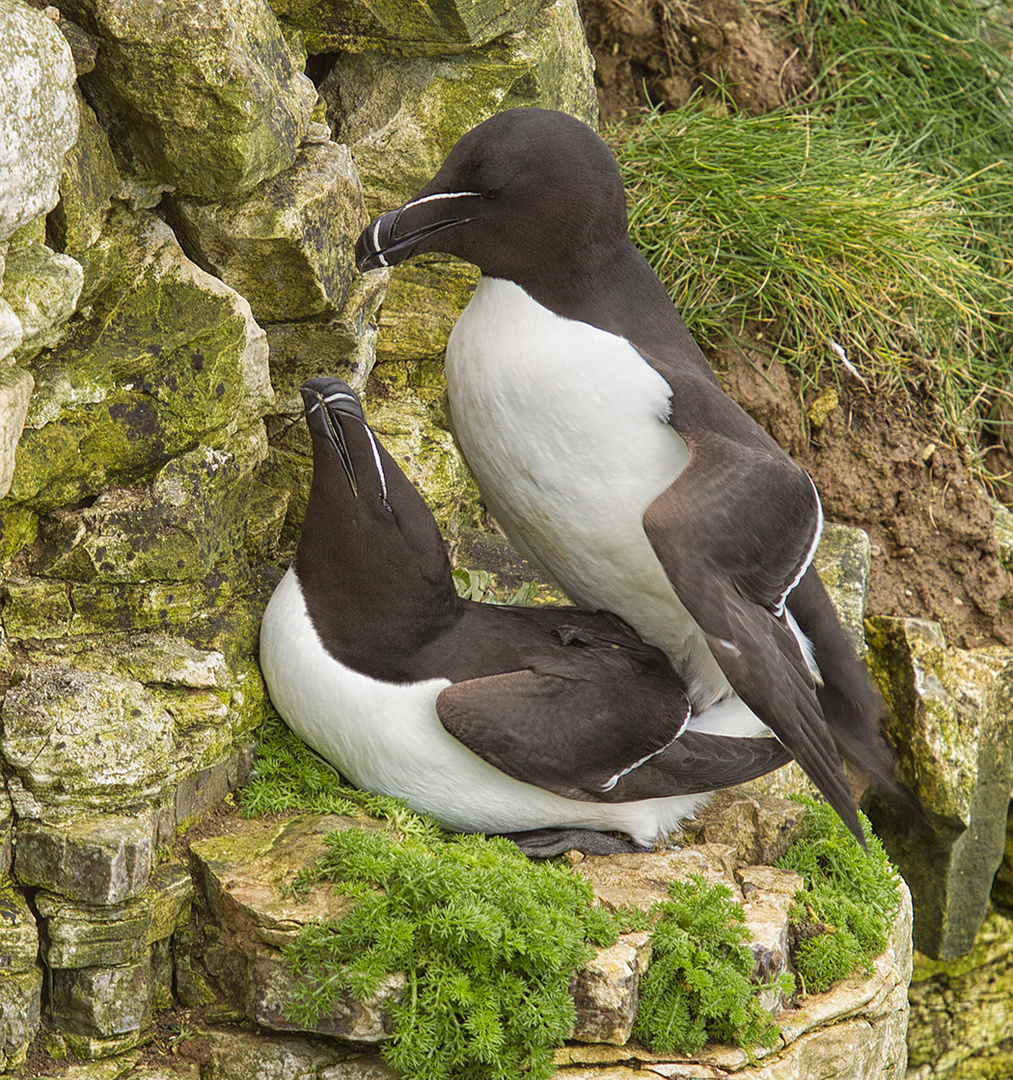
[259,377,793,854]
[355,107,903,845]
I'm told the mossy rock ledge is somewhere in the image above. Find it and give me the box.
[181,795,911,1080]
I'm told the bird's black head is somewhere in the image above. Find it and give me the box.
[355,108,630,293]
[295,378,460,677]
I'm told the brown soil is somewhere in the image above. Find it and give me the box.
[579,0,814,121]
[580,0,1013,647]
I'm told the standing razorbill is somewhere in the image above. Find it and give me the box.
[259,377,793,855]
[355,107,902,845]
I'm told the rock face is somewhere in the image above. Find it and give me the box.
[907,907,1013,1079]
[60,0,317,199]
[865,616,1013,961]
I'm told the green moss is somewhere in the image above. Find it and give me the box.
[632,874,785,1055]
[0,504,38,568]
[776,797,901,993]
[2,577,74,639]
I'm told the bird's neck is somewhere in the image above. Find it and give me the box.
[294,471,461,681]
[508,242,717,382]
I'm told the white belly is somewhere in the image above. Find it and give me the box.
[446,277,737,710]
[259,567,709,845]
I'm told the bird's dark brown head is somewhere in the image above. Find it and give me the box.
[355,108,630,290]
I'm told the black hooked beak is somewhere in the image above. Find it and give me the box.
[301,377,364,495]
[355,190,482,273]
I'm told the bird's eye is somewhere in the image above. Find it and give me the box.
[480,190,496,200]
[380,497,393,513]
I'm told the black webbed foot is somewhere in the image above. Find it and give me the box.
[495,827,648,858]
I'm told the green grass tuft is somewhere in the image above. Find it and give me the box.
[776,797,901,993]
[613,106,1012,445]
[632,873,788,1055]
[804,0,1013,228]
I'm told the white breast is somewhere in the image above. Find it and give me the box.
[259,567,709,844]
[446,277,736,710]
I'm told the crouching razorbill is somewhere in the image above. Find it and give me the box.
[259,377,794,855]
[356,107,906,846]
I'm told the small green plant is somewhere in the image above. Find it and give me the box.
[776,797,901,993]
[632,874,787,1055]
[452,566,539,605]
[282,825,620,1080]
[239,709,430,833]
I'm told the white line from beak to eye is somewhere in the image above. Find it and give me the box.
[323,391,359,408]
[404,190,483,210]
[307,400,322,414]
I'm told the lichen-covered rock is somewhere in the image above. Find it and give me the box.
[571,844,740,912]
[372,257,479,366]
[48,88,121,255]
[325,0,596,215]
[35,862,192,970]
[0,0,79,241]
[272,0,549,55]
[364,368,485,533]
[2,239,83,360]
[554,879,912,1080]
[7,213,272,514]
[14,810,154,905]
[0,875,42,1073]
[569,830,802,1015]
[1,665,174,813]
[35,443,259,585]
[192,814,402,1040]
[0,800,11,877]
[992,804,1013,913]
[865,616,1013,960]
[570,932,652,1046]
[812,521,872,652]
[51,953,154,1042]
[0,297,24,363]
[61,0,316,199]
[0,365,33,499]
[907,907,1013,1079]
[202,1029,393,1080]
[680,788,807,865]
[737,865,804,1012]
[170,141,369,324]
[264,266,386,414]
